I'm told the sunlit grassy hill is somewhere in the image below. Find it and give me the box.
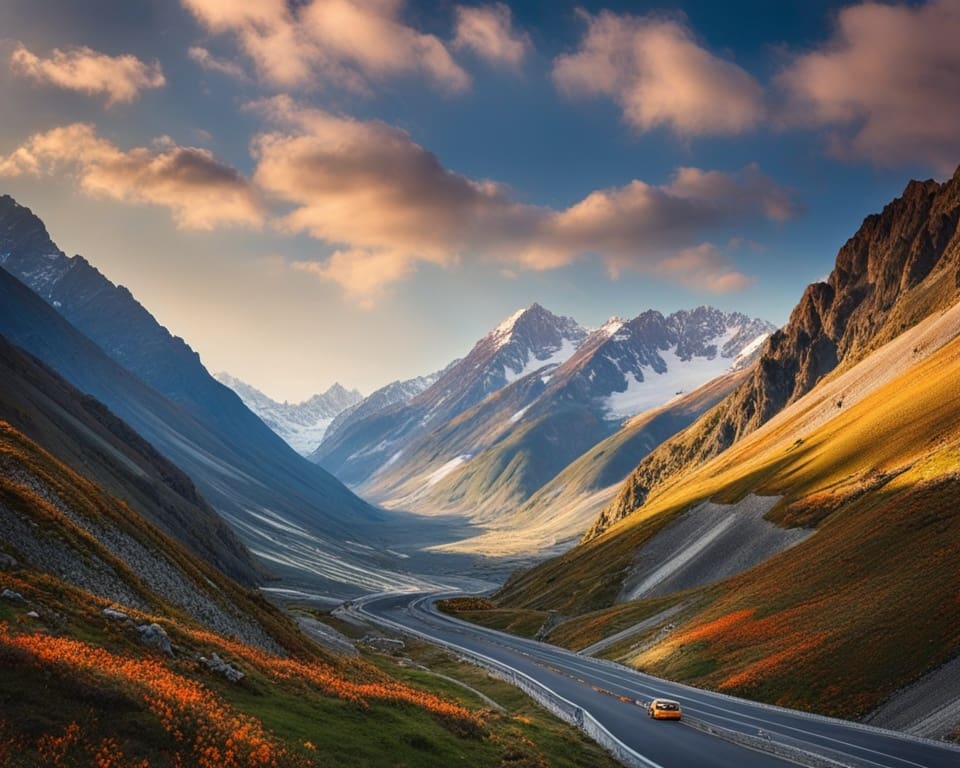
[483,302,960,723]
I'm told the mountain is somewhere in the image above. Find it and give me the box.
[216,373,362,455]
[481,169,960,734]
[320,365,454,448]
[356,307,773,556]
[0,195,444,596]
[588,167,960,539]
[0,332,261,586]
[427,367,751,559]
[313,303,588,485]
[1,415,576,767]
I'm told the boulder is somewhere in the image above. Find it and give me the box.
[199,652,244,683]
[0,588,24,602]
[359,635,405,654]
[137,623,173,656]
[102,608,129,621]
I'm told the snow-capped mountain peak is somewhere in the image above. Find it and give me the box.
[491,307,528,349]
[589,308,776,420]
[216,373,362,455]
[479,303,588,382]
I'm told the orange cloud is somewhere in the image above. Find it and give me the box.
[453,3,531,68]
[553,11,763,137]
[777,0,960,173]
[251,98,790,304]
[181,0,469,93]
[10,44,165,105]
[0,124,263,230]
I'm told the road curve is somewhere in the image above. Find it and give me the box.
[351,592,960,768]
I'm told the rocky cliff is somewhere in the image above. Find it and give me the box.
[589,167,960,539]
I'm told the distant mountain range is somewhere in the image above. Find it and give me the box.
[322,365,455,449]
[313,303,590,485]
[314,302,774,555]
[215,373,361,455]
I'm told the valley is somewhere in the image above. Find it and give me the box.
[2,3,960,763]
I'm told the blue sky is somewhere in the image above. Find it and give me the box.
[0,0,956,400]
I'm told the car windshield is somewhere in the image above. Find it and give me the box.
[657,702,678,710]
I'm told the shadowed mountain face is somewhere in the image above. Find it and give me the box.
[589,168,960,539]
[0,195,459,594]
[0,194,376,532]
[0,332,262,586]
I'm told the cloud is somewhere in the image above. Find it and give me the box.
[180,0,469,93]
[9,44,165,105]
[0,123,263,229]
[552,10,763,137]
[249,97,791,304]
[656,244,754,292]
[777,0,960,173]
[188,46,250,81]
[453,3,531,68]
[292,249,423,308]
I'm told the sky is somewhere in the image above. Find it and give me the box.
[1,0,957,401]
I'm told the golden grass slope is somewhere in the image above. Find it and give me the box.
[495,304,960,721]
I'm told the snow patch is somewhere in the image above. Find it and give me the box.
[732,332,769,368]
[426,455,471,486]
[510,406,530,423]
[491,308,526,349]
[604,328,742,420]
[504,338,578,383]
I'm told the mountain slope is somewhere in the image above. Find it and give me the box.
[0,332,261,585]
[0,265,464,596]
[320,365,453,448]
[359,307,771,556]
[514,305,960,727]
[314,303,587,485]
[591,169,960,538]
[216,373,361,455]
[0,195,378,534]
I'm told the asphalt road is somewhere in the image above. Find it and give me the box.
[353,592,960,768]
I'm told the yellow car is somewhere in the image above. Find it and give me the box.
[647,698,682,720]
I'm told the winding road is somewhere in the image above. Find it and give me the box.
[350,592,960,768]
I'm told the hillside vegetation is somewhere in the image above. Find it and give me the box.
[0,420,619,767]
[489,311,960,721]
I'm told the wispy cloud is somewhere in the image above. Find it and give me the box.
[777,0,960,173]
[553,10,764,137]
[249,97,792,305]
[180,0,469,94]
[9,44,165,105]
[188,46,250,81]
[453,3,531,69]
[0,123,263,229]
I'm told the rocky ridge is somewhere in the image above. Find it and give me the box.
[589,167,960,539]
